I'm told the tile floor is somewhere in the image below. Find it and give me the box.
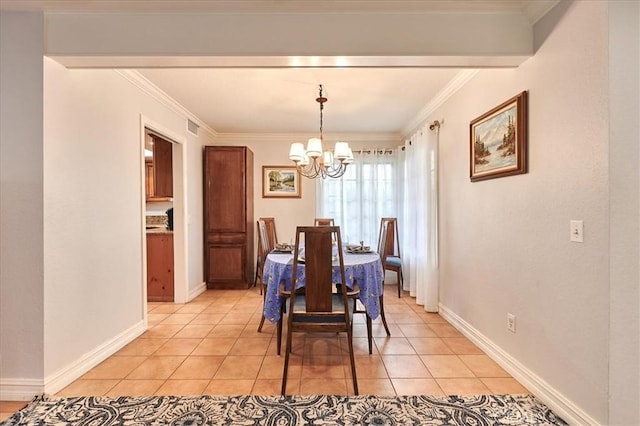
[0,286,529,420]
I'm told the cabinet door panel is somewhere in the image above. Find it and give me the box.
[153,136,173,197]
[207,233,246,244]
[147,234,174,302]
[145,161,154,199]
[204,148,245,233]
[207,245,244,282]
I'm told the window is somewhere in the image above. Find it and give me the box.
[317,150,398,247]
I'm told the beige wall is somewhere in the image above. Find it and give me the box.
[0,12,45,395]
[608,1,640,424]
[433,1,610,422]
[42,60,213,389]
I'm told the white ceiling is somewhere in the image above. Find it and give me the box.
[2,0,557,135]
[137,67,460,134]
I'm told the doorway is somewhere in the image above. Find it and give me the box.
[144,129,175,303]
[140,116,188,315]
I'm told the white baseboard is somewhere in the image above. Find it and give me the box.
[0,378,44,401]
[188,282,207,301]
[439,303,599,426]
[43,320,146,396]
[1,321,145,401]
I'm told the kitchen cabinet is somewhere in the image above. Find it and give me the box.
[203,146,254,289]
[147,232,174,302]
[145,134,173,201]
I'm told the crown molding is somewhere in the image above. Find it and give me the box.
[524,0,560,24]
[115,70,217,138]
[402,69,479,137]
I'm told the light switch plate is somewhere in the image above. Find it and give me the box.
[570,220,584,243]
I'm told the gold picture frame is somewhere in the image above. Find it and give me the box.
[262,166,302,198]
[470,91,528,182]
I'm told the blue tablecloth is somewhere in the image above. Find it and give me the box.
[262,250,384,323]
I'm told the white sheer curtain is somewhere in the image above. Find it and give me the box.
[317,149,397,248]
[399,124,439,312]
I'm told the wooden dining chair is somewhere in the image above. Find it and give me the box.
[262,217,278,250]
[353,220,391,354]
[378,217,404,297]
[254,217,278,294]
[256,220,273,333]
[279,226,359,395]
[314,217,335,226]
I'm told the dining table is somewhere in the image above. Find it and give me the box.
[261,247,385,324]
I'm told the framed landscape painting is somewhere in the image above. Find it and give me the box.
[470,91,528,182]
[262,166,301,198]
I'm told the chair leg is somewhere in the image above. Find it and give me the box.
[397,270,402,298]
[276,318,282,356]
[346,321,359,395]
[257,291,267,332]
[281,322,293,395]
[379,296,391,336]
[351,297,372,354]
[366,314,373,354]
[253,258,260,290]
[276,302,285,355]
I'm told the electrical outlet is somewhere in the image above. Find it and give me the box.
[507,313,516,333]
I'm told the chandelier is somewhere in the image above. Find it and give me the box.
[289,85,353,179]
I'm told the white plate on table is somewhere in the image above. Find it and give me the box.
[296,256,338,264]
[273,244,293,253]
[346,245,372,254]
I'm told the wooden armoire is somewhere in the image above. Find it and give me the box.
[203,146,254,289]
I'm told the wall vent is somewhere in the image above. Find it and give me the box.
[187,119,199,136]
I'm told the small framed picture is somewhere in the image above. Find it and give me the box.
[262,166,302,198]
[470,91,528,182]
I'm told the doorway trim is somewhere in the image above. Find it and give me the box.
[140,115,189,320]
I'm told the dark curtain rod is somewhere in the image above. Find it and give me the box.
[402,119,443,150]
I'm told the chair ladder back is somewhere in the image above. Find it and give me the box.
[378,217,404,298]
[257,220,272,261]
[314,218,335,226]
[385,221,395,257]
[378,221,390,270]
[298,227,334,313]
[259,217,278,249]
[379,217,401,258]
[256,219,273,331]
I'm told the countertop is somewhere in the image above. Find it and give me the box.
[146,227,173,234]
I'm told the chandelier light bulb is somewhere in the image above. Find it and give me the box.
[306,138,323,158]
[333,142,349,160]
[289,143,305,162]
[344,148,354,164]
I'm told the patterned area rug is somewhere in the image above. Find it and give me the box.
[4,394,567,425]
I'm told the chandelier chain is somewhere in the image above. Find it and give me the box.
[318,84,325,137]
